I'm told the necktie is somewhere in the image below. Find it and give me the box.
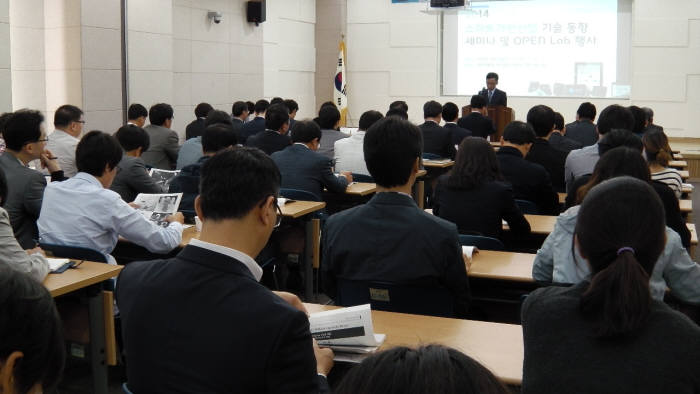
[488,90,493,103]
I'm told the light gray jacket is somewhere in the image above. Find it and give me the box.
[533,205,700,304]
[142,125,180,170]
[318,129,349,160]
[0,207,49,282]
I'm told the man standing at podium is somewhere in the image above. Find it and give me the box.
[479,72,507,107]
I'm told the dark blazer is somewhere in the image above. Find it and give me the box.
[321,192,471,317]
[479,88,507,106]
[271,144,347,199]
[246,130,292,155]
[185,118,206,140]
[419,121,456,159]
[564,120,597,147]
[548,131,583,153]
[116,245,329,393]
[231,117,244,143]
[169,156,208,212]
[457,112,496,139]
[0,153,47,248]
[110,155,164,202]
[444,122,472,146]
[240,117,266,144]
[433,175,530,239]
[526,138,568,193]
[496,146,560,215]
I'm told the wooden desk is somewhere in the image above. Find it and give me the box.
[423,159,455,168]
[504,214,558,235]
[680,199,692,213]
[683,184,693,194]
[670,160,688,170]
[345,182,377,196]
[674,154,684,160]
[562,191,692,205]
[305,303,524,385]
[45,261,123,297]
[558,192,566,204]
[680,170,690,180]
[469,250,534,282]
[281,200,327,218]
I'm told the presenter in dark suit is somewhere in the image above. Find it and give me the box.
[116,147,333,394]
[271,121,351,200]
[442,102,471,146]
[478,72,507,106]
[322,117,471,317]
[245,104,293,155]
[457,95,496,139]
[419,101,455,159]
[240,99,269,144]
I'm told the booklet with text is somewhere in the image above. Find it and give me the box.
[309,304,386,362]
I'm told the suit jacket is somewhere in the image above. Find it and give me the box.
[246,130,292,155]
[564,120,597,147]
[185,118,206,140]
[321,192,471,317]
[142,125,180,170]
[0,207,49,282]
[444,122,471,146]
[116,245,328,393]
[271,144,348,199]
[419,121,456,159]
[433,175,530,239]
[110,155,164,202]
[457,112,496,139]
[0,153,47,248]
[525,138,568,193]
[479,88,507,106]
[240,117,266,144]
[548,131,582,153]
[169,156,208,212]
[231,117,244,142]
[318,129,350,159]
[496,146,559,215]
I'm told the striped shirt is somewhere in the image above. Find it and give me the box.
[651,168,683,198]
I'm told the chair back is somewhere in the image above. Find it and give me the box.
[458,234,505,251]
[39,242,109,263]
[422,152,442,160]
[515,199,540,214]
[280,188,322,202]
[351,173,374,183]
[336,279,455,318]
[122,382,134,394]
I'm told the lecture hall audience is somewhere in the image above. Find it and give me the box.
[643,128,683,198]
[245,103,293,155]
[419,100,455,159]
[564,101,597,147]
[47,104,84,178]
[142,103,180,170]
[334,110,383,176]
[110,124,164,203]
[525,105,568,192]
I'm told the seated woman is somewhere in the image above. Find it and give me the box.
[433,137,530,239]
[533,147,700,304]
[643,127,683,198]
[0,266,65,394]
[0,168,49,282]
[335,344,509,394]
[523,177,700,393]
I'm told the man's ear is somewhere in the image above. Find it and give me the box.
[0,351,24,392]
[259,195,276,227]
[194,195,203,220]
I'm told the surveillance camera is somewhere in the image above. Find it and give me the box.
[208,11,222,24]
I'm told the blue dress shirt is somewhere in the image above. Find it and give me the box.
[176,137,203,170]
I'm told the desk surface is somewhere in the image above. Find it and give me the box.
[669,160,688,169]
[345,182,377,196]
[423,159,455,168]
[680,199,692,213]
[305,303,524,385]
[680,170,690,179]
[44,262,123,297]
[469,250,535,282]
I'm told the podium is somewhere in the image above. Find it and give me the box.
[461,105,515,142]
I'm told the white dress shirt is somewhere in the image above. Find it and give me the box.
[47,129,80,177]
[37,172,183,264]
[189,238,263,281]
[333,130,369,175]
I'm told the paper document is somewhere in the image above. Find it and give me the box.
[47,258,70,272]
[132,193,183,227]
[309,304,386,361]
[149,168,180,190]
[462,245,478,260]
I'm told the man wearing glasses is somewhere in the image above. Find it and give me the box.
[0,110,64,248]
[46,104,85,177]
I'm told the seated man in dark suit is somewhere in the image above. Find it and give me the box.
[442,102,471,147]
[116,147,333,394]
[565,102,597,147]
[185,102,212,140]
[419,100,455,159]
[170,124,238,212]
[525,105,568,193]
[0,110,65,248]
[478,72,507,106]
[285,99,299,133]
[245,104,292,155]
[457,95,496,139]
[110,124,164,202]
[271,121,351,200]
[549,111,582,153]
[230,100,248,141]
[497,121,559,215]
[240,99,269,144]
[322,117,471,317]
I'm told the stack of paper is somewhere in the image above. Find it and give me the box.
[47,258,71,272]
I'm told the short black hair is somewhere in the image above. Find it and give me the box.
[385,108,408,120]
[76,130,123,176]
[254,99,270,114]
[53,104,83,128]
[128,103,148,120]
[318,105,341,129]
[115,124,150,152]
[4,110,44,151]
[284,99,299,113]
[597,104,635,135]
[246,101,255,114]
[389,100,408,112]
[232,101,248,117]
[553,112,565,131]
[628,105,647,134]
[364,117,422,188]
[598,129,643,156]
[0,167,7,206]
[148,103,174,126]
[199,147,280,220]
[291,120,322,143]
[486,72,499,81]
[205,110,233,127]
[194,102,213,119]
[359,110,383,131]
[470,95,487,109]
[442,102,459,122]
[526,105,555,137]
[642,107,654,122]
[0,112,13,137]
[202,124,237,153]
[423,100,442,118]
[503,121,536,145]
[0,266,65,393]
[577,102,597,120]
[265,104,290,131]
[270,97,284,106]
[319,101,336,110]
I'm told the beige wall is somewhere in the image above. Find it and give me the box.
[0,0,10,113]
[315,0,345,113]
